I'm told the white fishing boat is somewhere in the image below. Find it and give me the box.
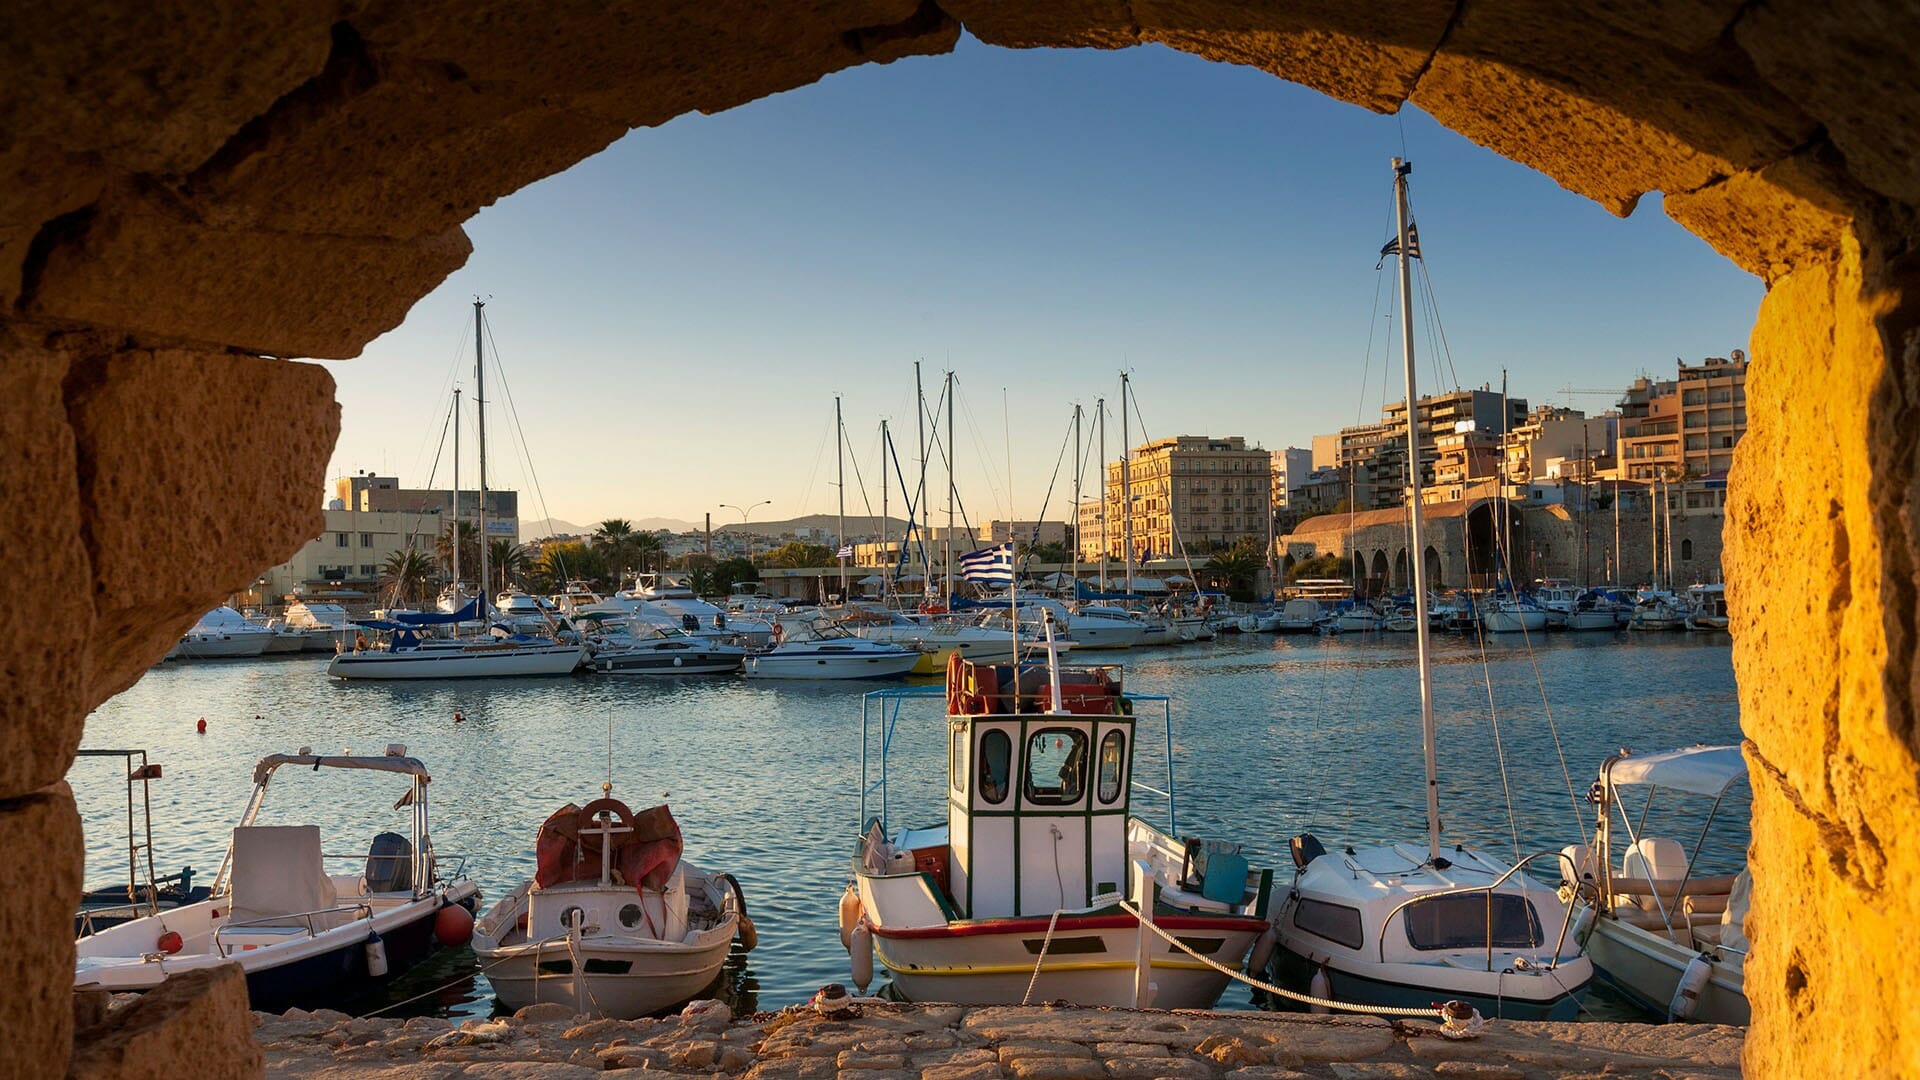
[1563,746,1749,1024]
[1382,605,1420,633]
[1684,584,1730,632]
[474,794,748,1018]
[1332,604,1381,633]
[834,604,1075,671]
[74,748,480,1012]
[583,616,745,675]
[175,606,275,658]
[1268,159,1592,1021]
[281,600,358,652]
[745,618,921,680]
[1564,591,1625,631]
[1627,591,1687,631]
[1272,598,1324,634]
[1480,596,1549,634]
[844,644,1273,1007]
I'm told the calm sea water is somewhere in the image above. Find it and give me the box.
[72,630,1743,1020]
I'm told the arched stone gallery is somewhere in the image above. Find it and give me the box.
[4,2,1917,1075]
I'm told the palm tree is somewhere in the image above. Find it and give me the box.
[631,532,666,575]
[436,520,481,585]
[381,550,436,608]
[489,538,529,596]
[593,518,639,580]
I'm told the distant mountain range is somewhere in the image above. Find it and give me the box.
[716,514,912,536]
[521,516,700,539]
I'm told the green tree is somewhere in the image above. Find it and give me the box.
[381,549,436,608]
[436,520,480,583]
[759,541,834,568]
[1204,538,1267,602]
[1028,542,1071,564]
[710,557,758,595]
[1287,552,1347,583]
[489,537,530,595]
[631,532,666,574]
[527,540,607,594]
[593,518,639,578]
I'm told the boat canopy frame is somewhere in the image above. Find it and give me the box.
[1593,745,1748,937]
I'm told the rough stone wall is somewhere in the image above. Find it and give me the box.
[3,1,1919,1076]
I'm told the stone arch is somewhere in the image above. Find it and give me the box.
[4,4,1917,1076]
[1424,545,1444,589]
[1393,547,1410,589]
[1682,537,1695,562]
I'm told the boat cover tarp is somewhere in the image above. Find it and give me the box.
[254,753,430,786]
[1073,580,1144,601]
[535,799,682,894]
[1605,745,1746,796]
[391,599,482,625]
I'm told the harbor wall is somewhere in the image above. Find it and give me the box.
[2,1,1917,1076]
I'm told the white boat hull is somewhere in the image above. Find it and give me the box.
[1481,610,1548,633]
[176,633,273,658]
[327,643,586,679]
[1584,913,1747,1024]
[745,650,920,679]
[1564,610,1620,631]
[1063,623,1148,650]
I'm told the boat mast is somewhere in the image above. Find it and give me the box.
[474,298,490,617]
[451,388,461,606]
[1097,397,1108,593]
[1120,372,1134,593]
[945,370,955,607]
[1393,158,1442,862]
[916,362,931,596]
[836,394,847,603]
[880,419,890,604]
[1071,404,1083,585]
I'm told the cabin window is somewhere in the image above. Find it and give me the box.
[949,722,968,793]
[1097,731,1126,804]
[1024,729,1088,805]
[1292,899,1364,950]
[978,730,1012,805]
[1402,894,1543,951]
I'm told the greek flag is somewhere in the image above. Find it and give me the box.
[957,543,1014,587]
[1377,222,1422,265]
[836,544,853,558]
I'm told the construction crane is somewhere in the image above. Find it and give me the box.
[1557,386,1627,408]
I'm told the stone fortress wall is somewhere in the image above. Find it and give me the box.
[5,2,1919,1076]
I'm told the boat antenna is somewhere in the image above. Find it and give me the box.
[1394,158,1443,864]
[605,709,614,799]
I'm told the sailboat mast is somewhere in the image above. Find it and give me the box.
[916,362,931,594]
[836,394,847,602]
[474,298,490,615]
[1071,404,1083,584]
[945,371,955,607]
[881,419,890,603]
[451,389,461,604]
[1393,158,1442,862]
[1120,372,1134,593]
[1097,397,1108,593]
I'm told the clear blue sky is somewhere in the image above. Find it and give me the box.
[320,34,1762,531]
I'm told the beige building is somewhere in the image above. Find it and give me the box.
[1503,406,1611,487]
[1617,351,1748,481]
[1328,389,1526,510]
[257,508,444,601]
[1102,435,1271,559]
[335,472,519,537]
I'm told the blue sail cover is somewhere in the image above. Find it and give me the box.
[390,599,482,625]
[1073,580,1144,602]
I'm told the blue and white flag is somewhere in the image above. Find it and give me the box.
[957,542,1015,587]
[1377,221,1422,267]
[836,544,854,558]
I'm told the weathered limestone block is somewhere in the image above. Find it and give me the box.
[1664,152,1853,285]
[65,345,340,702]
[0,332,94,797]
[72,964,260,1079]
[24,196,472,358]
[0,786,83,1080]
[1412,51,1737,218]
[1726,231,1920,1078]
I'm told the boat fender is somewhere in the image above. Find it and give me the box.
[157,929,184,955]
[849,919,874,994]
[434,902,475,947]
[364,932,389,978]
[838,886,864,952]
[1246,925,1277,976]
[1669,953,1712,1021]
[719,873,757,952]
[1567,902,1596,946]
[1308,963,1332,1015]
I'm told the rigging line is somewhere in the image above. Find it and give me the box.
[1123,385,1202,583]
[1405,188,1464,394]
[843,419,880,532]
[1485,506,1588,840]
[403,395,459,556]
[480,315,554,589]
[1465,549,1525,864]
[402,320,473,492]
[953,375,1008,521]
[1017,413,1077,573]
[793,401,834,525]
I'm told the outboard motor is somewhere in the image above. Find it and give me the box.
[365,831,415,893]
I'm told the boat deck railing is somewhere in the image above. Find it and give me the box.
[1371,849,1584,973]
[213,902,375,953]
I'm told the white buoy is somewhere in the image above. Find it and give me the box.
[1669,954,1712,1020]
[1308,963,1331,1014]
[849,921,874,993]
[1247,926,1278,976]
[838,886,863,952]
[364,933,389,977]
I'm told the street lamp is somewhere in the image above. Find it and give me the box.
[719,500,772,560]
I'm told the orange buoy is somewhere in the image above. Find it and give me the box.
[434,902,475,947]
[196,718,207,734]
[157,930,184,954]
[453,710,466,724]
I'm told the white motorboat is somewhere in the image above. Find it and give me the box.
[590,574,775,648]
[1684,584,1730,632]
[1628,591,1687,631]
[833,604,1075,670]
[1332,604,1381,633]
[1480,596,1549,633]
[175,606,275,658]
[1563,746,1749,1024]
[1237,609,1283,633]
[281,600,358,652]
[845,648,1272,1007]
[327,602,587,679]
[74,748,480,1012]
[582,617,745,675]
[1382,605,1420,633]
[1564,591,1625,631]
[1268,159,1592,1021]
[474,795,747,1018]
[1272,598,1324,634]
[745,618,921,680]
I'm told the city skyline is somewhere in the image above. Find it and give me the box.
[316,34,1761,527]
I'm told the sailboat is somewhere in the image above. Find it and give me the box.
[328,300,586,680]
[1266,160,1592,1019]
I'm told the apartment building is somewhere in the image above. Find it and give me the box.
[1325,389,1526,510]
[1102,435,1272,559]
[1617,351,1748,481]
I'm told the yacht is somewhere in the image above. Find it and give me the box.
[326,600,586,679]
[834,603,1076,669]
[594,574,775,648]
[175,606,275,658]
[1628,591,1687,631]
[1480,596,1550,634]
[1272,597,1325,634]
[280,600,357,652]
[582,617,746,675]
[745,618,921,680]
[1564,591,1626,631]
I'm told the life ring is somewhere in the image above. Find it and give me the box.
[919,603,947,615]
[769,623,785,645]
[575,798,639,852]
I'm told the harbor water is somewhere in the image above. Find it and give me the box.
[72,630,1743,1020]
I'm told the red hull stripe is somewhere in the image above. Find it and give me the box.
[872,912,1268,940]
